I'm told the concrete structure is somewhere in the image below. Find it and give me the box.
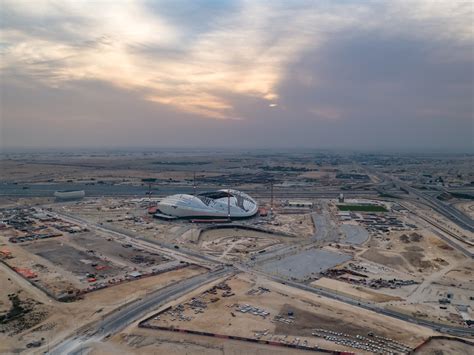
[156,189,258,219]
[54,190,85,200]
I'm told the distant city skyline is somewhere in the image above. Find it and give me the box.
[1,0,473,151]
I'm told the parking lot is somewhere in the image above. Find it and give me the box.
[259,248,352,282]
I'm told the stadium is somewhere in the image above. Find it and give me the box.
[156,189,258,219]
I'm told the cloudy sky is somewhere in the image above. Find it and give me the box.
[1,0,473,151]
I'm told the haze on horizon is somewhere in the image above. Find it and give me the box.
[0,0,473,152]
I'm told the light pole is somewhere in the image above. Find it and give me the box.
[270,182,274,217]
[227,189,231,221]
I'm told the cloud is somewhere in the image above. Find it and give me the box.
[0,1,385,118]
[309,107,343,121]
[4,1,306,119]
[0,0,472,150]
[2,1,471,117]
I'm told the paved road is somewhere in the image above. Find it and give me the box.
[101,222,222,265]
[251,203,341,267]
[396,201,473,258]
[0,182,378,198]
[339,224,369,245]
[44,204,474,350]
[49,267,232,355]
[369,170,474,232]
[240,266,474,338]
[286,277,474,337]
[51,210,220,267]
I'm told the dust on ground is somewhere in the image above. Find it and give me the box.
[139,273,434,354]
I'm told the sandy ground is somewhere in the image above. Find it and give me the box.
[385,258,474,328]
[0,197,54,208]
[360,229,465,276]
[60,199,313,265]
[61,200,183,246]
[0,208,181,298]
[454,201,474,220]
[302,225,474,328]
[414,337,474,354]
[311,277,403,303]
[2,240,83,296]
[262,213,314,238]
[0,158,221,184]
[0,265,206,353]
[198,228,291,260]
[90,328,320,355]
[406,201,474,244]
[63,198,314,252]
[129,273,435,354]
[0,263,54,344]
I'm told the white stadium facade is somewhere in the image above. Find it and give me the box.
[156,189,258,219]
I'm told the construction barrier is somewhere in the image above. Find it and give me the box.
[138,309,352,354]
[409,335,474,354]
[196,224,297,244]
[13,267,37,279]
[138,323,353,354]
[0,260,58,301]
[2,258,192,302]
[0,248,12,258]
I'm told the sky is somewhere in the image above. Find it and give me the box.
[0,0,473,152]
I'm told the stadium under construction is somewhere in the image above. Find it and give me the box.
[154,189,258,220]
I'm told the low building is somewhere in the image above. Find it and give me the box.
[287,200,313,208]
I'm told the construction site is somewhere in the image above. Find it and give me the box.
[0,259,206,353]
[1,151,473,354]
[2,0,474,344]
[0,207,188,301]
[133,274,434,354]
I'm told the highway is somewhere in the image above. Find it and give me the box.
[399,202,474,258]
[8,172,470,233]
[368,170,474,232]
[38,200,474,352]
[233,214,474,337]
[55,206,474,341]
[403,185,474,232]
[0,181,378,199]
[49,266,232,355]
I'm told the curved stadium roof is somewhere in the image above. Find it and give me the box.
[157,189,258,218]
